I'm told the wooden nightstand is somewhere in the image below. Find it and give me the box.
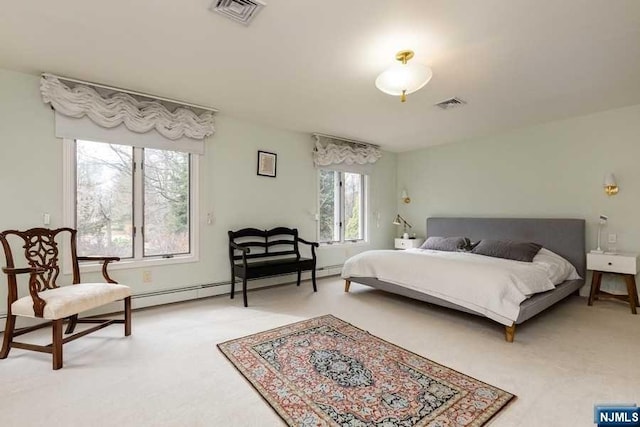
[394,238,424,250]
[587,252,640,314]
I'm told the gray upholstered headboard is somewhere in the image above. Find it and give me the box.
[426,218,586,278]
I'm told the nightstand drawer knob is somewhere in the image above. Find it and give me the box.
[608,262,612,266]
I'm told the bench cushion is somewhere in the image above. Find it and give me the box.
[11,283,132,320]
[234,257,315,279]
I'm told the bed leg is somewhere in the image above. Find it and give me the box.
[505,324,516,343]
[344,279,351,293]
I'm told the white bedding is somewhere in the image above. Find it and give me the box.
[341,248,580,326]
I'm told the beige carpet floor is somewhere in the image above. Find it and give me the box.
[0,277,638,427]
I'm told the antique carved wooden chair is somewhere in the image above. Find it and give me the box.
[0,227,132,370]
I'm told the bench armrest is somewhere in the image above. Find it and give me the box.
[297,238,319,248]
[229,241,251,254]
[77,256,120,284]
[2,267,47,317]
[2,267,46,275]
[297,238,318,261]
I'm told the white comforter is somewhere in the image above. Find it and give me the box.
[341,248,578,325]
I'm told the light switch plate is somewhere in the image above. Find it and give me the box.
[608,233,617,244]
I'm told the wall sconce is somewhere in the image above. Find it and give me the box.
[401,189,411,204]
[604,173,618,196]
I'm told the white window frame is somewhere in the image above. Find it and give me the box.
[63,138,199,272]
[317,169,368,246]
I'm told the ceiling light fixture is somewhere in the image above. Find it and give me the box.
[375,50,433,102]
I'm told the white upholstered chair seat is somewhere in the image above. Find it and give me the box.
[11,283,132,320]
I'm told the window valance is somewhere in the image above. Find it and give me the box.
[312,134,382,171]
[40,74,216,154]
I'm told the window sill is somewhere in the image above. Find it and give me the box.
[77,253,199,273]
[319,241,369,248]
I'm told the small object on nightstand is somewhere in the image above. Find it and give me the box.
[395,238,424,250]
[587,252,639,314]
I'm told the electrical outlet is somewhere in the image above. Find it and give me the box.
[43,213,50,225]
[142,271,152,283]
[608,233,617,244]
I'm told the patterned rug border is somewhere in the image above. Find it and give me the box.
[217,314,517,426]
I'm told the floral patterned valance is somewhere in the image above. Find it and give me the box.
[40,74,215,141]
[312,134,382,167]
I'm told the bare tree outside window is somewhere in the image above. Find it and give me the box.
[76,141,134,257]
[344,173,363,241]
[144,149,190,256]
[75,140,191,259]
[319,170,340,242]
[318,169,365,243]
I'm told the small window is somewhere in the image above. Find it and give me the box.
[318,170,366,244]
[71,139,196,263]
[76,141,134,258]
[143,148,190,257]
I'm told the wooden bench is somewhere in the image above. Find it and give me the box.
[228,227,319,307]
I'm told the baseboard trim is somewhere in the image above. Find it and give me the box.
[0,265,343,330]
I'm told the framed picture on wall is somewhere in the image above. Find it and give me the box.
[257,150,277,177]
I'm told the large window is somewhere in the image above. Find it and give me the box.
[318,170,366,244]
[71,139,194,262]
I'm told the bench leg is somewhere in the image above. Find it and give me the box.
[124,296,132,336]
[344,280,351,293]
[242,277,248,307]
[52,319,63,370]
[311,268,317,292]
[297,269,301,286]
[0,314,16,359]
[65,314,78,334]
[230,275,235,299]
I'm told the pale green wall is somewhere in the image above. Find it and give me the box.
[397,103,640,293]
[0,68,397,312]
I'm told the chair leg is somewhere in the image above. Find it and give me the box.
[0,314,16,359]
[242,278,248,307]
[311,268,317,292]
[296,269,301,286]
[124,297,132,336]
[52,319,63,370]
[65,314,78,334]
[230,275,235,299]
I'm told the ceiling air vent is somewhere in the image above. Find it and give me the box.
[435,97,467,110]
[210,0,266,25]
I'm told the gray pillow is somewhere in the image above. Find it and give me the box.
[420,236,471,252]
[470,239,542,262]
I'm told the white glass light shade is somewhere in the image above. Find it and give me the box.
[603,173,619,195]
[375,63,433,96]
[604,173,617,187]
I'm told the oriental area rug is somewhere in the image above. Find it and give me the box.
[218,315,514,427]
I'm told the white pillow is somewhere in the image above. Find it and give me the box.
[533,248,581,285]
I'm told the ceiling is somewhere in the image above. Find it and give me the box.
[1,1,639,152]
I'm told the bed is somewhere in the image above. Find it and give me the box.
[342,217,586,342]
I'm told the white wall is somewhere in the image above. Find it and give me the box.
[0,68,397,314]
[397,103,640,294]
